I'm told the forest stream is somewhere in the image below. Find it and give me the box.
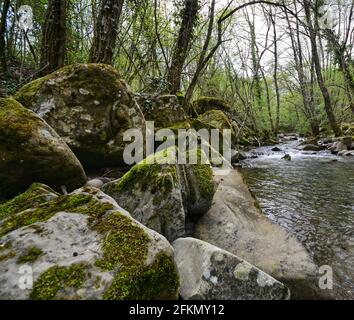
[240,140,354,299]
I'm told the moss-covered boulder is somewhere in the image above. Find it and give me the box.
[0,185,179,300]
[190,110,236,151]
[181,149,215,217]
[102,150,186,242]
[14,64,146,169]
[192,96,232,116]
[135,94,186,128]
[0,183,59,221]
[0,98,87,199]
[102,148,215,242]
[196,110,233,132]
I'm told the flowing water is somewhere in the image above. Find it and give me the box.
[240,140,354,299]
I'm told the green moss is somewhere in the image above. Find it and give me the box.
[0,183,58,221]
[197,110,232,131]
[0,251,16,262]
[191,164,215,202]
[93,212,150,271]
[0,98,41,146]
[103,151,178,196]
[0,192,113,238]
[103,252,179,300]
[87,207,179,300]
[166,120,192,135]
[176,91,185,106]
[13,77,48,107]
[17,247,43,264]
[193,96,231,115]
[30,264,86,300]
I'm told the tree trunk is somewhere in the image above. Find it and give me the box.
[303,0,342,136]
[286,3,319,136]
[40,0,67,75]
[183,0,216,112]
[271,11,281,133]
[260,66,274,132]
[0,0,10,73]
[247,14,262,114]
[89,0,124,64]
[167,0,199,94]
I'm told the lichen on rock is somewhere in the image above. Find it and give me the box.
[14,64,146,169]
[173,237,290,300]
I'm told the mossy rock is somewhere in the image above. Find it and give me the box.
[0,98,87,200]
[183,163,215,217]
[0,183,59,221]
[189,110,236,153]
[0,185,179,300]
[102,148,215,240]
[192,96,232,116]
[165,120,192,135]
[196,110,233,131]
[14,64,146,169]
[102,148,186,242]
[135,94,186,128]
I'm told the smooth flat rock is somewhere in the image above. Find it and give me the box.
[173,237,290,300]
[194,170,321,299]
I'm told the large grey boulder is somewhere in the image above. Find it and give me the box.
[173,238,290,300]
[194,170,320,299]
[14,64,146,169]
[0,186,179,300]
[0,98,87,200]
[102,149,215,242]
